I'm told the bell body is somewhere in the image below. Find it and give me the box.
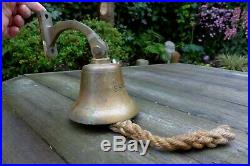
[69,63,139,125]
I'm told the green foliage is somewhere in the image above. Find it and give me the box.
[42,2,99,21]
[2,19,127,80]
[181,44,205,64]
[84,18,128,62]
[134,30,164,48]
[115,2,247,63]
[115,2,180,38]
[144,43,169,63]
[133,30,169,63]
[3,21,53,80]
[115,3,152,31]
[3,2,248,78]
[175,3,199,44]
[217,54,248,72]
[120,30,137,63]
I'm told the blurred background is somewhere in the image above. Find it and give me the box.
[2,2,248,80]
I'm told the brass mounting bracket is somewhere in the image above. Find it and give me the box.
[37,11,108,60]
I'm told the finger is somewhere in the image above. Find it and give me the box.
[5,26,20,38]
[24,2,46,12]
[13,15,25,28]
[4,2,16,13]
[9,16,13,27]
[2,3,14,18]
[2,15,10,33]
[17,4,31,19]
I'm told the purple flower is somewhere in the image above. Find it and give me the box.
[198,5,247,40]
[224,27,237,40]
[241,10,248,38]
[231,7,241,26]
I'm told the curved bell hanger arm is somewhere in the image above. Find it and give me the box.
[37,11,108,61]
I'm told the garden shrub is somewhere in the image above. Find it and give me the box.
[115,2,247,66]
[175,3,198,45]
[133,30,169,63]
[120,30,137,64]
[2,18,128,80]
[144,43,169,63]
[42,2,100,21]
[115,2,185,40]
[181,44,205,64]
[217,54,248,72]
[84,19,128,62]
[117,29,169,65]
[3,2,248,78]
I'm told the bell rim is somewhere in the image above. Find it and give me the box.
[68,108,139,125]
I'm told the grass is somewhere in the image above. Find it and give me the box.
[217,54,248,72]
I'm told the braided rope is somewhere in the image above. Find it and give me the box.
[110,120,235,151]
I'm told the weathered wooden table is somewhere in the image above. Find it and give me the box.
[2,63,248,163]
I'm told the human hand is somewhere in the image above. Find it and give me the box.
[2,2,45,38]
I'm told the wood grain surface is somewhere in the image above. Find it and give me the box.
[2,64,248,163]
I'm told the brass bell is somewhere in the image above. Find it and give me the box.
[37,11,139,125]
[69,60,139,125]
